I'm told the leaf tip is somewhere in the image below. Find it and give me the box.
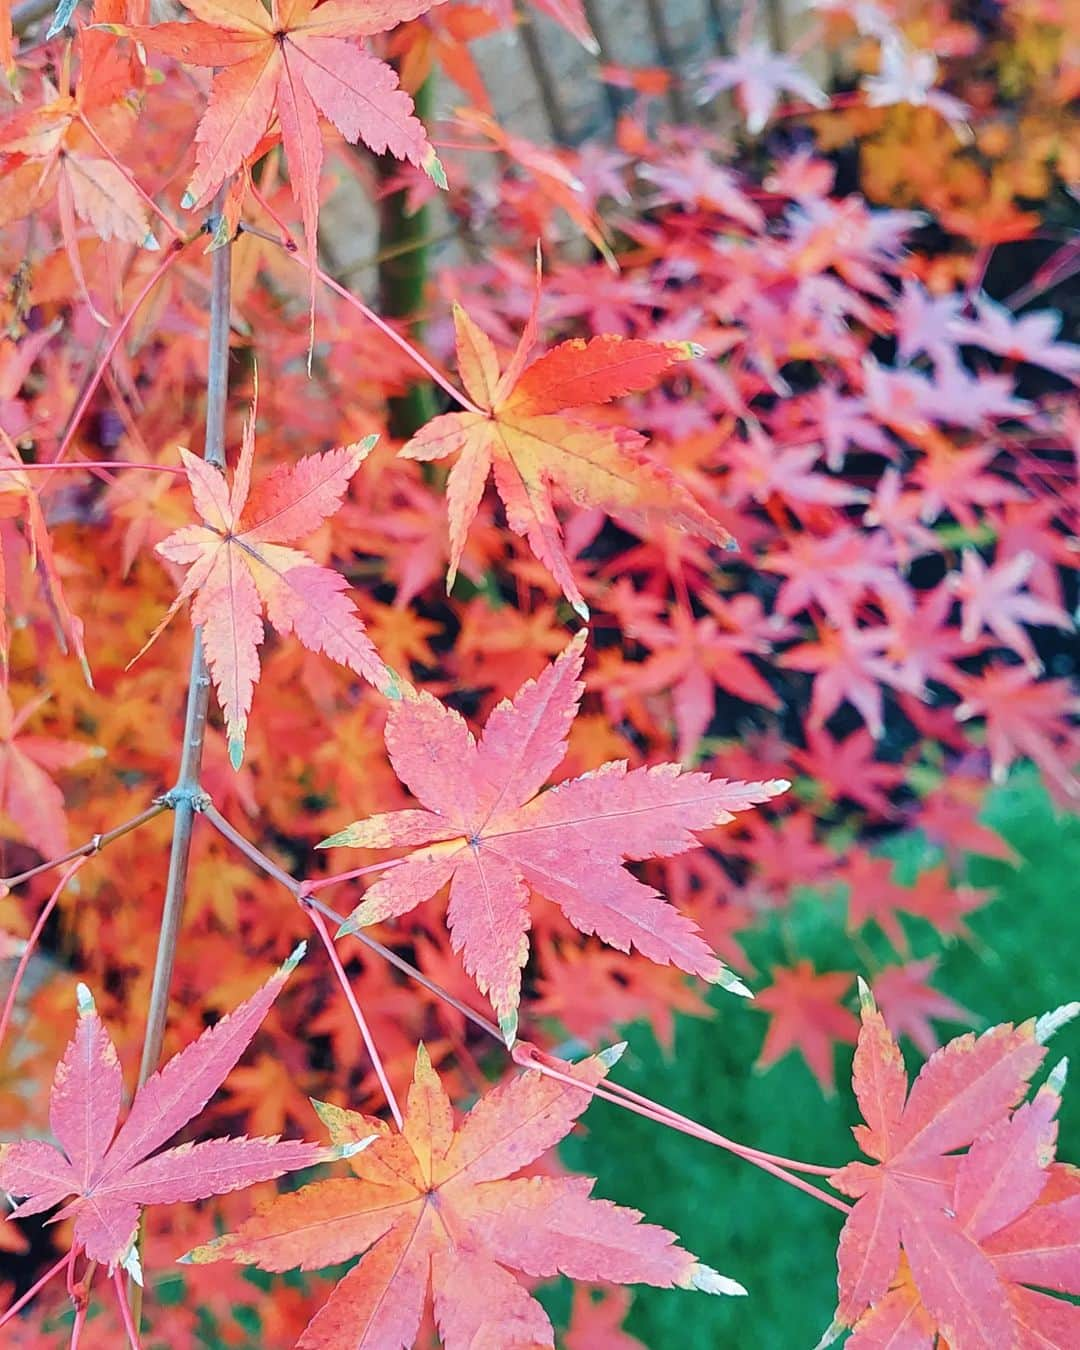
[597,1040,627,1068]
[571,597,590,621]
[180,190,197,211]
[812,1317,845,1350]
[856,976,877,1015]
[710,967,754,999]
[335,915,358,939]
[316,826,351,850]
[686,1263,747,1297]
[228,734,245,771]
[75,982,95,1016]
[1036,1001,1080,1044]
[499,1011,519,1049]
[1047,1055,1069,1095]
[178,1236,224,1266]
[381,667,405,702]
[335,1136,377,1160]
[424,149,448,191]
[282,941,307,975]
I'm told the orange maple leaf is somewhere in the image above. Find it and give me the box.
[108,0,446,276]
[183,1044,744,1348]
[400,275,733,617]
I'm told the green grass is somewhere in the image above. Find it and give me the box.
[555,769,1080,1347]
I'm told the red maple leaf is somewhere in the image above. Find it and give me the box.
[956,664,1080,806]
[951,549,1072,675]
[183,1045,744,1348]
[322,635,788,1040]
[790,727,906,819]
[754,961,859,1093]
[871,958,977,1058]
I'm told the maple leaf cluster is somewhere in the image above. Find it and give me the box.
[827,987,1080,1348]
[0,0,1076,1343]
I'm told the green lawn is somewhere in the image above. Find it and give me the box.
[555,770,1080,1347]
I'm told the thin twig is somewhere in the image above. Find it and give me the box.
[201,801,504,1044]
[0,858,88,1054]
[303,901,404,1129]
[129,188,232,1327]
[0,802,169,891]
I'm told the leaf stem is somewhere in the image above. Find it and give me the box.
[0,858,87,1055]
[200,801,504,1044]
[302,901,404,1129]
[0,1249,71,1329]
[514,1045,851,1213]
[280,243,484,416]
[112,1269,143,1349]
[0,461,185,475]
[301,857,403,895]
[52,239,189,465]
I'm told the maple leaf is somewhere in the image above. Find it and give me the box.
[613,592,784,760]
[915,776,1019,867]
[826,987,1080,1348]
[862,35,971,130]
[183,1044,743,1348]
[322,635,788,1042]
[143,411,393,768]
[107,0,445,285]
[790,727,905,819]
[951,549,1072,675]
[399,278,732,618]
[754,962,860,1094]
[0,947,338,1273]
[950,294,1080,381]
[955,665,1080,805]
[0,30,154,261]
[698,40,828,134]
[871,958,976,1058]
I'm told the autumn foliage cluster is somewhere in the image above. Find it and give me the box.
[0,0,1077,1345]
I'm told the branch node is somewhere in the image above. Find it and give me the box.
[161,785,211,812]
